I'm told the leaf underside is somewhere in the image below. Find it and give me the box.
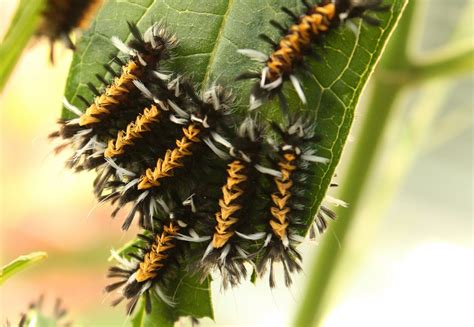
[62,0,405,324]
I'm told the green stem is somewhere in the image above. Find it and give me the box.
[293,81,402,327]
[410,47,474,81]
[0,0,45,92]
[293,0,474,325]
[293,2,417,325]
[378,46,474,85]
[0,251,48,286]
[421,105,473,155]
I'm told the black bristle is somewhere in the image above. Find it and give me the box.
[269,19,288,34]
[281,6,299,21]
[87,82,100,96]
[96,73,109,85]
[76,95,90,107]
[127,22,144,43]
[301,0,312,10]
[103,63,118,77]
[259,34,278,48]
[236,71,261,81]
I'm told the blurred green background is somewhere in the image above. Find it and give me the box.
[0,0,472,326]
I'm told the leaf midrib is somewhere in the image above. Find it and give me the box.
[200,0,233,88]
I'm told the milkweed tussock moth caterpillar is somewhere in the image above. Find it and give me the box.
[46,8,358,315]
[255,117,345,287]
[107,222,180,313]
[79,22,177,127]
[136,83,235,190]
[37,0,103,62]
[95,82,235,231]
[50,22,177,172]
[137,123,202,190]
[104,104,161,159]
[238,0,389,110]
[106,196,209,314]
[98,74,191,172]
[195,117,275,289]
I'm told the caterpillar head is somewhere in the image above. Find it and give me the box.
[335,0,389,25]
[229,117,266,163]
[126,22,177,65]
[188,84,235,130]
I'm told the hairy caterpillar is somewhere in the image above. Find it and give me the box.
[37,0,103,62]
[238,0,389,109]
[105,195,208,314]
[256,117,347,286]
[50,22,176,172]
[194,117,274,288]
[79,22,176,127]
[95,82,235,231]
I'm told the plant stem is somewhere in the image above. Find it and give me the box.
[410,47,474,81]
[0,251,48,285]
[293,81,402,327]
[293,0,474,325]
[293,2,416,325]
[0,0,45,92]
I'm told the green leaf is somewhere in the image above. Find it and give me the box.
[0,251,47,286]
[108,238,143,262]
[62,0,406,232]
[0,0,45,92]
[131,273,213,327]
[62,0,407,324]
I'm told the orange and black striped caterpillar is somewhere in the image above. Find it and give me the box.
[50,22,177,172]
[255,117,346,287]
[238,0,389,109]
[95,81,235,231]
[37,0,103,62]
[77,22,176,128]
[134,82,235,191]
[91,74,196,197]
[105,196,208,314]
[183,117,275,288]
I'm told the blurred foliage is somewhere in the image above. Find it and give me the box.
[0,252,47,286]
[15,297,69,327]
[0,0,45,91]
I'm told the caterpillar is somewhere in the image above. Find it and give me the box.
[105,195,207,314]
[95,82,235,231]
[50,22,177,172]
[104,104,161,159]
[256,117,337,287]
[238,0,389,109]
[195,117,275,288]
[136,83,234,190]
[79,22,176,128]
[92,73,190,189]
[37,0,103,62]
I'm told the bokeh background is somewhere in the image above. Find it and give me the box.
[1,0,472,326]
